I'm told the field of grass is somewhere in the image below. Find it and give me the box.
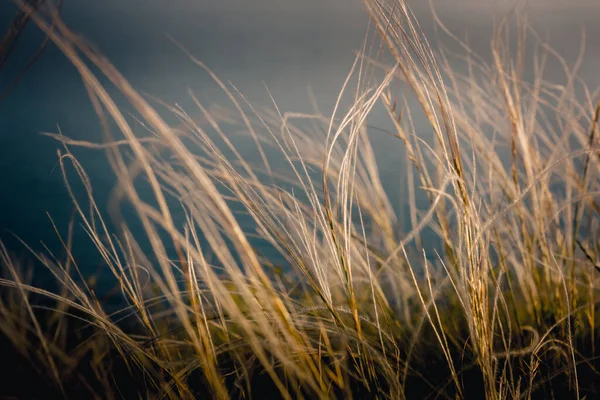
[2,0,600,399]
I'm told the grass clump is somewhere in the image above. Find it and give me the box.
[1,0,600,398]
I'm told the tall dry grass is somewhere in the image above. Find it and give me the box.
[1,0,599,398]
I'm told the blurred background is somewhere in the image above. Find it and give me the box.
[1,0,598,280]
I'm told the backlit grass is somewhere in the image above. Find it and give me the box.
[2,1,600,398]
